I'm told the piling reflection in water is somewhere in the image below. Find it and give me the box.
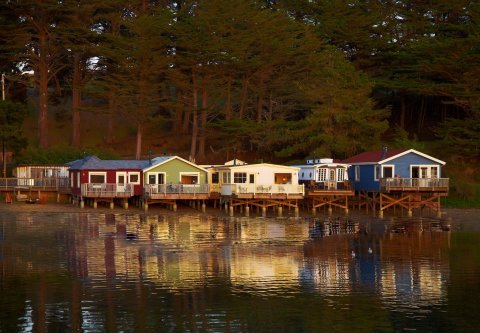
[0,212,470,332]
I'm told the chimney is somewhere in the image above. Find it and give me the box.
[381,146,388,160]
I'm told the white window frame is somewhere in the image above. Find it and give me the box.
[128,172,140,184]
[410,165,439,178]
[355,166,360,181]
[382,165,395,178]
[374,165,381,181]
[222,171,231,184]
[336,168,345,181]
[70,173,74,188]
[147,172,166,185]
[89,172,107,183]
[77,172,80,188]
[233,172,247,184]
[318,168,327,182]
[179,172,200,184]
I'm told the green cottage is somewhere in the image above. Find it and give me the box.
[142,156,209,211]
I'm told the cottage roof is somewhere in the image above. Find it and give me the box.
[342,148,445,165]
[142,155,208,173]
[68,155,150,170]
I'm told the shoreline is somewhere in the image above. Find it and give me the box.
[1,201,478,223]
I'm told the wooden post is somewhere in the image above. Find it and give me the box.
[277,205,283,217]
[202,201,206,213]
[262,206,267,217]
[110,201,114,209]
[295,206,299,217]
[173,202,177,212]
[93,199,97,209]
[245,205,250,217]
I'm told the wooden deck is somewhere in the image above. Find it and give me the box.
[81,183,134,198]
[380,178,449,193]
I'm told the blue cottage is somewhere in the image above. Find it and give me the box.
[343,147,448,193]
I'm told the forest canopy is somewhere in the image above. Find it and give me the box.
[0,0,478,167]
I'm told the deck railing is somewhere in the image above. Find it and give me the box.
[144,184,210,197]
[305,180,352,191]
[81,183,134,198]
[221,183,305,196]
[380,178,449,191]
[0,177,70,190]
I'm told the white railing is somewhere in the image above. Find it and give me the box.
[380,178,449,191]
[81,183,134,197]
[144,184,209,197]
[0,177,70,189]
[220,183,305,196]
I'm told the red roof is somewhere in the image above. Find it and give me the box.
[342,149,407,163]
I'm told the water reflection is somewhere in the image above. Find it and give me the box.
[0,212,475,332]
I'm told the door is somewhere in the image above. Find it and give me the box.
[116,172,127,193]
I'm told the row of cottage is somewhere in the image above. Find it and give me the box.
[14,148,450,216]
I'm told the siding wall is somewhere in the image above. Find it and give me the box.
[348,152,443,192]
[144,159,207,184]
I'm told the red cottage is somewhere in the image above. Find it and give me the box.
[68,155,149,209]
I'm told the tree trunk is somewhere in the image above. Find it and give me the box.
[106,92,116,145]
[197,87,208,161]
[72,53,82,148]
[135,123,143,160]
[38,30,49,149]
[225,77,232,120]
[399,94,406,129]
[189,69,198,161]
[174,90,183,133]
[256,77,264,123]
[239,75,248,119]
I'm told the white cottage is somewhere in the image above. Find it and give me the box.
[209,162,304,197]
[295,158,350,190]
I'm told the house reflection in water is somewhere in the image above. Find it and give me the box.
[302,226,450,307]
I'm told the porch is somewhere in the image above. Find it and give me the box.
[81,183,134,198]
[220,183,304,199]
[144,184,210,199]
[380,178,449,193]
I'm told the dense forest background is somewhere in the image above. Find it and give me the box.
[0,0,479,202]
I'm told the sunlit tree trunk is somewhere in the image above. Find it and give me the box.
[189,69,198,161]
[72,52,82,148]
[197,87,208,160]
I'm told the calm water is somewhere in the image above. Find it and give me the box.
[0,211,479,333]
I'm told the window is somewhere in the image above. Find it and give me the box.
[77,172,80,187]
[355,166,360,181]
[301,172,304,178]
[129,172,140,184]
[318,168,327,181]
[181,174,198,184]
[147,173,165,184]
[234,172,247,183]
[411,165,439,178]
[222,172,231,184]
[249,174,255,183]
[337,168,345,181]
[70,173,74,187]
[89,172,106,183]
[374,165,381,181]
[211,172,219,184]
[382,165,394,178]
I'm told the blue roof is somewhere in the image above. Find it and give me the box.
[68,155,151,170]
